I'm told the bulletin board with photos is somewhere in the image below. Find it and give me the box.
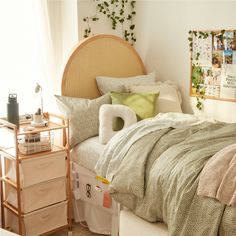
[190,29,236,101]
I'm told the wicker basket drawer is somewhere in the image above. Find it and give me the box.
[5,151,66,187]
[5,177,66,213]
[5,201,68,236]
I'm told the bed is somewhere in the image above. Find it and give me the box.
[58,34,236,236]
[60,34,152,236]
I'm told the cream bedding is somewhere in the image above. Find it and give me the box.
[71,136,105,171]
[95,113,236,236]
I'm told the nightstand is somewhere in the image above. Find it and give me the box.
[0,113,72,236]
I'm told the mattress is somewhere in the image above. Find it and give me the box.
[71,136,105,172]
[120,209,168,236]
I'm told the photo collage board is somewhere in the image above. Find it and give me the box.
[190,30,236,101]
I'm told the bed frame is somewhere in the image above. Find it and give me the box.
[60,34,168,236]
[61,34,146,98]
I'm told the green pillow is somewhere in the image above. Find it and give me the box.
[55,94,111,148]
[110,91,159,130]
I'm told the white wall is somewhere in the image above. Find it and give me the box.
[47,0,79,94]
[46,0,79,114]
[77,0,236,122]
[135,0,236,122]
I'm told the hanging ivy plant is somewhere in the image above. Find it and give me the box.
[83,0,136,45]
[188,30,210,110]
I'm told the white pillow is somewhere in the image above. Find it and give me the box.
[126,82,182,113]
[96,72,156,95]
[99,104,137,144]
[55,94,111,148]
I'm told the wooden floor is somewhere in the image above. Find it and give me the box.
[51,223,108,236]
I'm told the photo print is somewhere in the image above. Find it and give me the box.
[204,67,221,97]
[223,31,233,50]
[232,32,236,50]
[233,51,236,64]
[224,50,233,64]
[213,32,224,50]
[192,31,212,65]
[201,66,213,85]
[212,68,222,86]
[212,51,223,68]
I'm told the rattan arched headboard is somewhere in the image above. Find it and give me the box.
[61,34,146,99]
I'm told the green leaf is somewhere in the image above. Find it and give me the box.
[130,24,135,30]
[127,15,132,20]
[188,37,192,41]
[221,29,225,35]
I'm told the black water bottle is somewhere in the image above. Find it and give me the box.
[7,94,19,128]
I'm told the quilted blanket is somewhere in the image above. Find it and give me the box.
[95,113,236,236]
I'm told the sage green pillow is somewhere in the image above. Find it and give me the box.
[55,94,111,148]
[110,92,159,130]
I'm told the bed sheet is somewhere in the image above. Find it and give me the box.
[71,136,105,172]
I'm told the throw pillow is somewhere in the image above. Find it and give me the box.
[96,72,156,95]
[99,104,137,144]
[110,91,159,122]
[55,94,111,148]
[126,82,182,113]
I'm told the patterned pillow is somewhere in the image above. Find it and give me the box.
[55,94,111,148]
[96,72,156,95]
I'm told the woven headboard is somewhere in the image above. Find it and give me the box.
[61,34,146,99]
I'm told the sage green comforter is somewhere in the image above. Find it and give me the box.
[95,113,236,236]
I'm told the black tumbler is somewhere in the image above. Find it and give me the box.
[7,94,19,128]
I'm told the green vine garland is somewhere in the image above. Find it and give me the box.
[83,0,136,45]
[188,30,220,110]
[188,30,216,110]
